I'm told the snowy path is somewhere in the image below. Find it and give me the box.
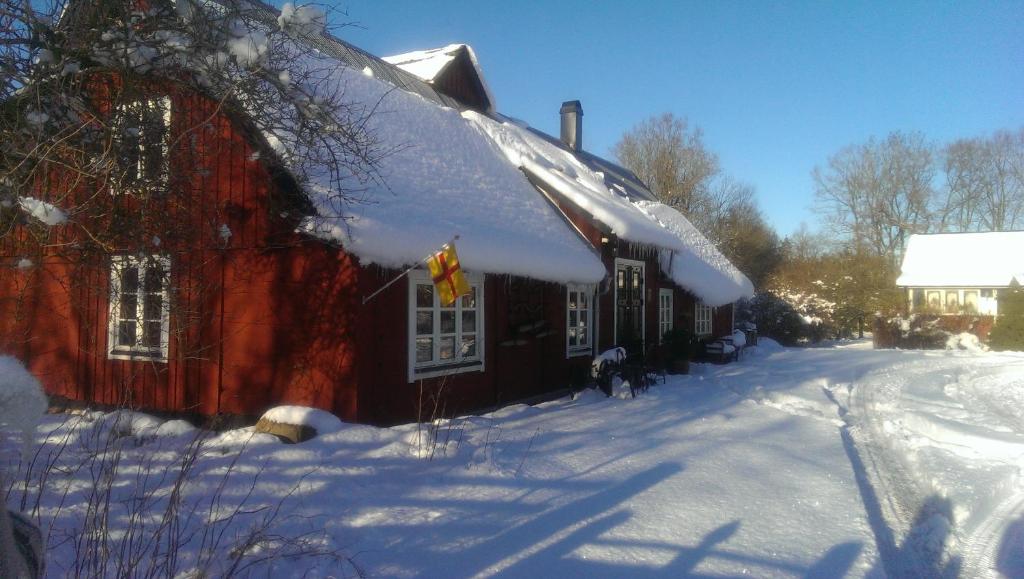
[8,342,1024,577]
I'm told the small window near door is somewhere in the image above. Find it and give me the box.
[695,304,712,336]
[659,289,673,342]
[566,285,593,356]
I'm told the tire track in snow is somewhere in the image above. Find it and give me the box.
[961,493,1024,578]
[825,367,940,578]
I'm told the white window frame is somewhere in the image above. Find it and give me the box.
[112,96,171,193]
[695,303,712,337]
[107,255,171,362]
[407,270,485,382]
[658,288,673,343]
[566,284,594,357]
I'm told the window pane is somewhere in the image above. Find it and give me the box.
[143,264,164,292]
[440,311,456,334]
[416,337,433,363]
[461,310,476,333]
[121,266,140,292]
[416,311,433,335]
[580,311,588,327]
[568,291,577,310]
[118,321,136,347]
[568,327,577,346]
[569,310,577,327]
[439,336,455,360]
[946,293,959,310]
[143,321,161,348]
[417,284,433,308]
[460,335,476,358]
[579,325,588,346]
[143,294,162,321]
[964,291,978,312]
[120,293,138,320]
[461,286,477,308]
[580,292,588,308]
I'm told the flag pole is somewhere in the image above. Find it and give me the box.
[361,235,459,305]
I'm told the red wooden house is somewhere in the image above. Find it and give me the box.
[1,8,751,425]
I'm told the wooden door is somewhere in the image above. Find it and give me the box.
[615,260,645,352]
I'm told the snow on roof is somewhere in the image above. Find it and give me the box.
[288,53,605,285]
[382,44,496,113]
[896,232,1024,288]
[635,201,755,306]
[462,112,687,252]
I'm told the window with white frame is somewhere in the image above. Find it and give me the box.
[409,270,484,380]
[108,255,170,361]
[659,288,673,342]
[112,97,170,191]
[695,303,712,336]
[566,284,593,356]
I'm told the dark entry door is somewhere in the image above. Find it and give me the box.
[615,260,645,350]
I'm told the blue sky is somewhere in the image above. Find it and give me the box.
[339,1,1024,237]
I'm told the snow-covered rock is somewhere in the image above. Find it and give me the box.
[0,356,47,453]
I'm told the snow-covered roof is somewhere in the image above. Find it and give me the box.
[635,201,755,306]
[202,5,603,285]
[896,232,1024,288]
[462,112,754,304]
[279,55,604,284]
[382,44,496,113]
[463,112,687,251]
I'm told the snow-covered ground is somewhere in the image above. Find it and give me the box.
[4,341,1024,577]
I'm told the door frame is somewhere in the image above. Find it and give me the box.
[613,258,646,349]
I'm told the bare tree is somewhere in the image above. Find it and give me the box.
[613,113,719,216]
[813,132,935,261]
[1,0,384,255]
[939,130,1024,233]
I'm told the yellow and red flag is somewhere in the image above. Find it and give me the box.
[427,242,470,306]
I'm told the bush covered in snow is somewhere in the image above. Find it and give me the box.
[874,314,995,351]
[743,291,830,346]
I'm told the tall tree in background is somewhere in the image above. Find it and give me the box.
[812,132,935,262]
[939,129,1024,232]
[614,113,781,286]
[716,199,783,289]
[614,113,718,217]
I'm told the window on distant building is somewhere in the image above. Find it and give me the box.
[408,270,484,380]
[566,284,593,356]
[659,288,673,342]
[695,303,712,336]
[112,97,170,192]
[108,255,170,361]
[945,291,959,312]
[926,291,942,311]
[912,289,924,309]
[963,291,979,313]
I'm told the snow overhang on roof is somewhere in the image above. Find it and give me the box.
[284,55,604,285]
[635,201,755,306]
[896,232,1024,288]
[462,111,754,305]
[383,44,496,113]
[463,112,687,252]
